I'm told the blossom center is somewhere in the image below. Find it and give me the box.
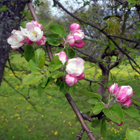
[32,31,37,37]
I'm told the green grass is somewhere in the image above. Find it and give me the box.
[0,54,140,140]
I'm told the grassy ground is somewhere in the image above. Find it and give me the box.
[0,54,140,140]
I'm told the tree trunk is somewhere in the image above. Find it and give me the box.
[0,0,27,86]
[97,68,109,97]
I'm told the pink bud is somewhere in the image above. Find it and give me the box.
[108,83,118,96]
[36,36,46,45]
[117,86,133,103]
[26,37,34,45]
[55,51,67,64]
[70,23,80,31]
[75,40,85,48]
[66,35,75,47]
[65,75,78,86]
[123,99,132,108]
[117,122,123,126]
[76,72,85,80]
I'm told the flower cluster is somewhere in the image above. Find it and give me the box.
[66,23,85,48]
[7,21,46,49]
[55,51,85,86]
[108,83,133,108]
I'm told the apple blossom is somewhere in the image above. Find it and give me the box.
[7,30,25,49]
[70,23,80,31]
[55,51,67,64]
[20,21,43,42]
[65,74,78,86]
[67,29,85,48]
[108,83,118,96]
[117,86,133,103]
[31,20,43,31]
[66,57,84,77]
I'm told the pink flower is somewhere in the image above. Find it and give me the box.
[123,99,132,108]
[7,30,25,49]
[65,74,78,86]
[55,51,67,64]
[66,57,84,77]
[67,29,85,48]
[36,36,46,46]
[31,20,43,31]
[70,23,80,31]
[26,37,34,45]
[108,83,118,96]
[20,21,43,42]
[76,72,85,80]
[117,86,133,103]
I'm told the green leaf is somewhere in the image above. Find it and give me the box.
[28,58,40,72]
[50,71,65,79]
[93,102,105,115]
[60,81,70,94]
[100,116,107,137]
[34,49,45,69]
[24,45,34,62]
[103,104,123,124]
[50,25,65,37]
[110,45,115,51]
[48,55,63,72]
[67,48,76,58]
[87,97,98,105]
[37,83,43,97]
[123,106,140,118]
[91,119,101,128]
[41,77,48,88]
[39,20,53,30]
[45,77,54,87]
[79,90,102,100]
[23,73,43,85]
[21,21,30,28]
[126,129,140,140]
[47,34,61,46]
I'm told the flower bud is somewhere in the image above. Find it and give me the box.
[76,72,85,80]
[108,83,118,96]
[117,86,133,103]
[70,23,80,31]
[117,122,123,126]
[36,36,46,45]
[26,37,34,45]
[65,75,78,86]
[55,51,67,64]
[123,99,132,108]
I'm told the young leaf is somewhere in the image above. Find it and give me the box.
[49,25,65,37]
[23,73,43,85]
[39,20,53,30]
[103,104,123,124]
[45,77,54,87]
[48,55,63,72]
[93,102,105,115]
[47,34,61,46]
[28,58,40,72]
[100,116,107,137]
[87,97,99,105]
[50,71,65,79]
[79,90,102,100]
[126,129,140,140]
[37,83,44,97]
[60,81,70,94]
[41,77,48,88]
[34,48,45,69]
[24,45,34,62]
